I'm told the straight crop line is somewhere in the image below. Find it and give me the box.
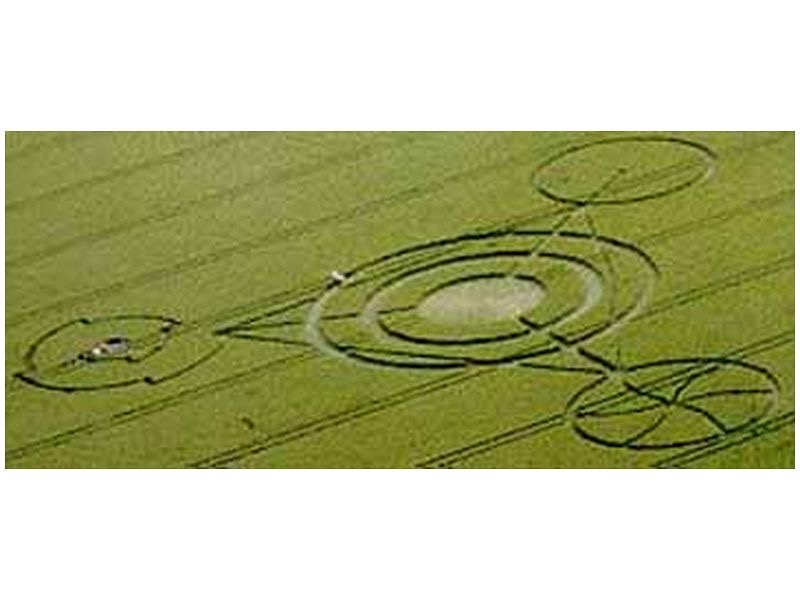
[4,351,318,463]
[633,254,794,321]
[653,411,795,468]
[638,189,794,247]
[415,414,566,468]
[187,369,493,468]
[5,134,424,269]
[5,132,98,163]
[6,190,420,326]
[5,132,260,213]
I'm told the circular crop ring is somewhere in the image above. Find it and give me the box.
[564,357,780,449]
[306,230,658,369]
[15,315,222,392]
[532,136,717,206]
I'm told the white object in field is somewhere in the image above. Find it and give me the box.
[85,336,131,360]
[330,270,348,284]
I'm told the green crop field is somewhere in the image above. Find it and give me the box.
[4,131,794,468]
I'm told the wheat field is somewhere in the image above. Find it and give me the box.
[4,131,794,468]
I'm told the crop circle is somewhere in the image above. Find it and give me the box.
[307,230,657,369]
[532,137,716,206]
[564,358,780,450]
[15,315,222,392]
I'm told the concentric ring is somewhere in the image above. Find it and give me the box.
[306,230,658,369]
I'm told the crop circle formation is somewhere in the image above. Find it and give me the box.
[306,230,658,369]
[532,136,717,206]
[564,358,780,449]
[15,315,220,392]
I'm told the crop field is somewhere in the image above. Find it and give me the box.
[4,131,795,468]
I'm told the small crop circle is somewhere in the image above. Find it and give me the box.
[15,315,221,392]
[532,137,716,206]
[564,358,779,450]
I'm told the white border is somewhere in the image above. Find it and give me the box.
[2,2,797,600]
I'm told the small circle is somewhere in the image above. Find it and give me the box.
[533,137,716,206]
[417,275,545,325]
[15,315,221,392]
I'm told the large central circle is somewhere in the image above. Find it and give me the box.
[417,275,545,324]
[306,230,658,370]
